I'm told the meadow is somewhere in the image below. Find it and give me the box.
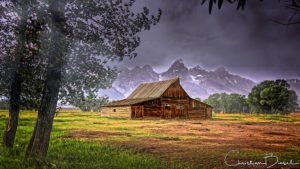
[0,110,300,169]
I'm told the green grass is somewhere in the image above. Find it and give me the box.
[0,139,179,169]
[1,111,300,169]
[214,113,300,122]
[0,111,183,169]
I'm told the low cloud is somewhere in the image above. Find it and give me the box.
[121,0,300,82]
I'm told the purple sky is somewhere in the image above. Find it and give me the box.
[118,0,300,82]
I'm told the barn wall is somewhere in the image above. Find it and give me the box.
[101,106,131,118]
[206,107,212,119]
[131,105,144,118]
[162,81,189,98]
[188,99,212,119]
[160,82,190,118]
[140,99,162,117]
[161,99,189,118]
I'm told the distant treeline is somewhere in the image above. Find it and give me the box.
[0,97,108,112]
[0,99,8,110]
[204,93,249,113]
[203,80,298,114]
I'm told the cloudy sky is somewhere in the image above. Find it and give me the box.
[119,0,300,82]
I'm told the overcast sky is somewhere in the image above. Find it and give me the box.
[119,0,300,82]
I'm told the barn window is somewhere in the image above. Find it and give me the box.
[113,109,116,112]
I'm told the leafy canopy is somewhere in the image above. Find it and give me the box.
[247,80,298,114]
[0,0,162,109]
[204,93,249,113]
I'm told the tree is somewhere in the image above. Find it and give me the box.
[0,99,9,110]
[25,0,161,160]
[1,1,27,148]
[73,95,109,112]
[227,93,249,113]
[1,0,46,148]
[201,0,250,14]
[204,93,222,112]
[204,93,249,113]
[248,80,298,114]
[195,97,202,102]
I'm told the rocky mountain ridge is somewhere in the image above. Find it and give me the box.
[98,59,300,104]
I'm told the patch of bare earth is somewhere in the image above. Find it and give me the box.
[64,120,300,168]
[63,130,131,138]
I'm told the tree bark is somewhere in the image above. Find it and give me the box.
[3,72,22,148]
[25,65,62,159]
[25,0,67,160]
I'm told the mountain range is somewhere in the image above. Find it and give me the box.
[98,59,300,104]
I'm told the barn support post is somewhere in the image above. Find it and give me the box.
[129,106,132,119]
[141,106,144,118]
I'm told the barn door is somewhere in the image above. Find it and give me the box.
[132,106,144,118]
[164,104,171,118]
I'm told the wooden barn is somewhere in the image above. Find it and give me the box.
[101,78,213,119]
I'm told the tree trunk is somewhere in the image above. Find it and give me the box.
[2,5,28,148]
[3,72,22,148]
[25,0,67,160]
[25,66,61,159]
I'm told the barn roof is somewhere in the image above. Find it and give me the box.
[191,98,213,108]
[104,98,156,107]
[127,78,179,99]
[104,78,179,107]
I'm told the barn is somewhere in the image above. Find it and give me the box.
[101,78,213,119]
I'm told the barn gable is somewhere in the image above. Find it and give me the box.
[162,80,190,98]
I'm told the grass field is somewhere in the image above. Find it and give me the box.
[0,111,300,169]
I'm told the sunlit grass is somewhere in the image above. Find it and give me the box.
[0,111,184,169]
[0,111,299,169]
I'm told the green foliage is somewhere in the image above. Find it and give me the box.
[248,80,298,114]
[204,93,249,113]
[194,97,202,102]
[72,96,109,112]
[0,2,46,110]
[55,0,162,106]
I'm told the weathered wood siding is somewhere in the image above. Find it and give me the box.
[141,99,161,117]
[101,106,131,118]
[162,81,189,98]
[189,99,212,119]
[131,105,144,118]
[160,82,190,118]
[160,99,189,118]
[206,107,212,119]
